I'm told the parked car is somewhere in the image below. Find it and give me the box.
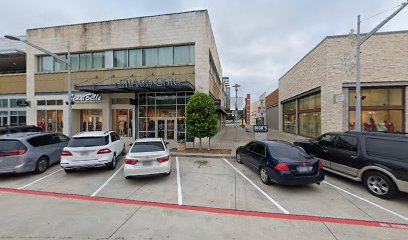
[0,125,43,135]
[294,131,408,199]
[124,138,171,179]
[60,131,125,173]
[236,140,324,185]
[0,132,69,174]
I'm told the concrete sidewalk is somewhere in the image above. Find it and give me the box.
[171,126,306,158]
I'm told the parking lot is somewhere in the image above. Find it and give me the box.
[0,155,407,239]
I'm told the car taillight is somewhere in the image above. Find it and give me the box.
[275,163,290,172]
[318,160,324,170]
[125,159,138,165]
[97,148,112,154]
[157,156,170,163]
[61,150,73,156]
[7,150,26,156]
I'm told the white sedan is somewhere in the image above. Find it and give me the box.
[124,138,171,178]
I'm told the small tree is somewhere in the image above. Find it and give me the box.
[186,92,218,150]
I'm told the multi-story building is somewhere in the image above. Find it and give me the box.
[265,89,279,130]
[279,30,408,138]
[0,10,227,142]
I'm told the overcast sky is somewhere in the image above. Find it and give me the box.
[2,0,408,100]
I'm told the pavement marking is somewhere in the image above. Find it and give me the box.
[176,157,183,205]
[18,169,63,190]
[91,164,125,197]
[0,187,407,230]
[324,180,408,222]
[223,158,290,214]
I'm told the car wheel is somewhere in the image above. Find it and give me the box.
[35,157,49,174]
[259,167,270,185]
[64,168,76,174]
[107,154,117,170]
[236,152,243,164]
[363,171,398,199]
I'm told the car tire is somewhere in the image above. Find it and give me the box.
[64,168,76,174]
[107,154,117,170]
[363,171,398,199]
[34,157,49,174]
[236,152,243,164]
[259,166,270,185]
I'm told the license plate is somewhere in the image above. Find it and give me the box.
[297,166,313,173]
[142,161,153,166]
[80,152,89,156]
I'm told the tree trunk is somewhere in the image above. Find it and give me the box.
[208,137,211,150]
[199,138,202,150]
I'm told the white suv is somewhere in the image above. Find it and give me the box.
[60,131,125,173]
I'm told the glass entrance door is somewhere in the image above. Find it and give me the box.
[85,115,102,131]
[156,118,176,141]
[0,115,7,126]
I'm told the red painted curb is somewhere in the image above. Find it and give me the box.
[0,187,407,230]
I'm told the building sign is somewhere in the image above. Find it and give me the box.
[116,78,181,88]
[253,125,268,132]
[72,93,102,103]
[16,100,30,107]
[334,93,345,103]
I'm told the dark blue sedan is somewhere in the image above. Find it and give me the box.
[236,140,324,185]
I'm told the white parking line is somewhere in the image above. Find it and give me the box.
[223,158,289,214]
[323,180,408,222]
[91,164,124,197]
[176,157,183,205]
[18,169,63,190]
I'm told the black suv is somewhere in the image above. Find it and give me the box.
[294,132,408,199]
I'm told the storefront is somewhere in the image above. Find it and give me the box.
[348,87,405,133]
[0,95,27,126]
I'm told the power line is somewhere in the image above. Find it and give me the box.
[361,3,403,22]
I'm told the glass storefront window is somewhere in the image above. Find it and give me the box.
[138,94,147,106]
[177,105,185,117]
[147,94,155,105]
[80,110,102,132]
[129,49,142,67]
[37,110,62,132]
[70,54,79,71]
[79,53,92,70]
[349,110,403,132]
[0,99,8,108]
[174,46,190,65]
[283,101,296,134]
[299,94,321,110]
[112,109,133,137]
[156,93,176,105]
[156,106,176,117]
[54,55,67,71]
[177,93,186,105]
[114,50,128,68]
[349,88,403,107]
[139,106,147,117]
[299,112,321,137]
[92,52,104,69]
[146,106,155,117]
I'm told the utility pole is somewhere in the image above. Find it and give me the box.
[233,84,240,142]
[355,1,408,131]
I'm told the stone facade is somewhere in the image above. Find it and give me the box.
[279,31,408,134]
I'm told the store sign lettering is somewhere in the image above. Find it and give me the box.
[71,93,102,102]
[116,78,181,88]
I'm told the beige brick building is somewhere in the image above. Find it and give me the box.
[0,10,227,141]
[279,31,408,138]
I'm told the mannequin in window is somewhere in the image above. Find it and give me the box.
[119,121,125,136]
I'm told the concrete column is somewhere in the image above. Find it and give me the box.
[405,87,408,132]
[342,88,350,131]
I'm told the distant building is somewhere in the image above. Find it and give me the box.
[265,89,279,130]
[250,101,260,126]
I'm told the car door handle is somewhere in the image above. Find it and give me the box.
[350,155,358,159]
[323,149,328,153]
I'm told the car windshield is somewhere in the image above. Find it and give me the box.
[130,141,165,153]
[68,136,109,147]
[268,143,311,161]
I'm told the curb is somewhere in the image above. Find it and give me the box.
[170,153,234,159]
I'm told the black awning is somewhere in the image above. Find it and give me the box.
[75,80,195,94]
[216,106,228,115]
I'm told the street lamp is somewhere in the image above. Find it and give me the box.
[354,1,408,132]
[5,35,73,137]
[232,84,240,142]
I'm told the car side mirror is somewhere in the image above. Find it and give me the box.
[129,143,133,146]
[165,141,169,145]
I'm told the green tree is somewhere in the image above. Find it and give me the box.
[186,92,218,150]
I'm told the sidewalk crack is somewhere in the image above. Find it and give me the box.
[108,205,143,239]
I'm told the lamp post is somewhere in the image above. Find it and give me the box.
[354,1,407,132]
[232,84,240,142]
[5,35,73,137]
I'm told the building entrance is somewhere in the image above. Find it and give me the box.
[81,110,102,132]
[156,118,176,141]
